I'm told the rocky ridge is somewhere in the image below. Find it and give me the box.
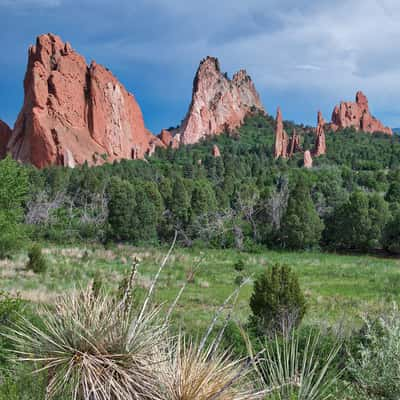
[7,33,161,168]
[175,57,265,145]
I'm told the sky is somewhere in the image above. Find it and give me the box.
[0,0,399,132]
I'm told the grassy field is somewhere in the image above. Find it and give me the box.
[2,243,400,335]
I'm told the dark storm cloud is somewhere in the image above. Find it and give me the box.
[0,0,398,130]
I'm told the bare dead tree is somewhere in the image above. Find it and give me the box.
[267,177,289,230]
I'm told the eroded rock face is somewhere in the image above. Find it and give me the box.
[288,129,301,157]
[274,107,289,159]
[304,150,313,168]
[176,56,265,145]
[314,111,326,156]
[8,33,160,168]
[212,144,221,157]
[330,91,392,135]
[0,120,11,159]
[158,129,180,149]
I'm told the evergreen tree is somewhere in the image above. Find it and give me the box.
[107,178,137,241]
[250,264,307,336]
[0,156,28,258]
[280,179,323,249]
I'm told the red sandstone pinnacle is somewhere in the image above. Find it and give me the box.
[176,56,265,145]
[304,150,313,168]
[0,120,12,159]
[158,129,180,149]
[212,144,221,157]
[7,33,161,168]
[330,91,392,135]
[288,129,301,157]
[313,111,326,156]
[274,107,289,159]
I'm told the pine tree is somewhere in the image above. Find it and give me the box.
[280,178,324,249]
[250,264,307,336]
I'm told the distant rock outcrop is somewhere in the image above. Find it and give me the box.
[274,107,289,159]
[313,111,326,156]
[7,33,161,168]
[158,129,180,149]
[212,144,221,157]
[0,120,11,159]
[304,150,313,168]
[176,56,265,145]
[288,129,301,157]
[329,91,392,135]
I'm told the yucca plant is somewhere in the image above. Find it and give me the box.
[7,285,167,400]
[159,334,256,400]
[253,331,342,400]
[5,252,170,400]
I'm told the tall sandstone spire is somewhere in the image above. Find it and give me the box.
[7,33,161,168]
[330,91,392,135]
[176,57,265,145]
[274,107,289,159]
[313,111,326,156]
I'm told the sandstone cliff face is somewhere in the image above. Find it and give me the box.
[8,33,160,168]
[0,120,11,159]
[330,91,392,135]
[176,57,265,145]
[313,111,326,156]
[274,107,289,159]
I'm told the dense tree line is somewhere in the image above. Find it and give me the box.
[1,112,400,255]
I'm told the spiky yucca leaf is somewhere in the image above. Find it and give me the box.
[160,335,256,400]
[7,286,167,400]
[256,332,341,400]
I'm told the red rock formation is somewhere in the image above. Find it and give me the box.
[7,33,161,168]
[288,129,301,157]
[313,111,326,156]
[0,120,11,159]
[274,107,289,159]
[330,91,392,135]
[158,129,180,149]
[212,144,221,157]
[176,56,265,145]
[304,150,313,168]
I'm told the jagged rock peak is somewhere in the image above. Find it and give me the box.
[0,120,12,159]
[7,33,161,168]
[330,91,392,135]
[274,107,289,159]
[313,111,326,156]
[177,56,265,145]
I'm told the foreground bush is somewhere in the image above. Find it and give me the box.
[348,305,400,399]
[26,244,47,273]
[250,264,307,337]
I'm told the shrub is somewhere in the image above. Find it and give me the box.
[250,264,307,337]
[233,259,245,272]
[0,292,25,368]
[25,244,47,274]
[347,304,400,399]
